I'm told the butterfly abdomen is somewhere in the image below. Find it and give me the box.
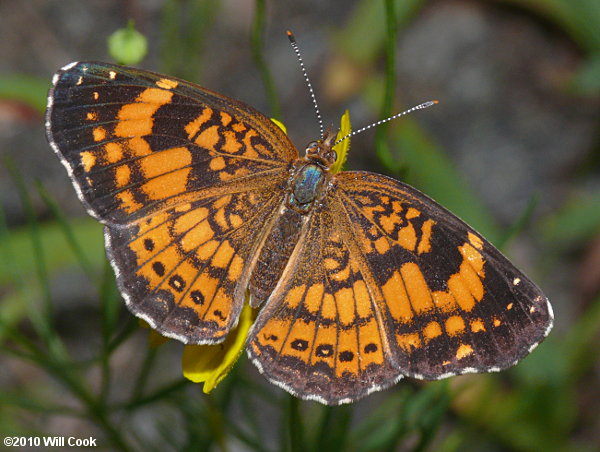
[250,162,331,305]
[249,207,309,307]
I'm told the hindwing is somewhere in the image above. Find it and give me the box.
[247,171,553,404]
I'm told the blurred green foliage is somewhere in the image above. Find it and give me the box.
[160,0,219,82]
[500,0,600,95]
[0,0,599,451]
[108,20,148,65]
[0,75,49,114]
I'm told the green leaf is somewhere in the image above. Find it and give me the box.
[540,190,600,249]
[571,52,600,95]
[160,0,219,81]
[499,0,600,53]
[335,0,426,64]
[0,217,104,288]
[496,195,538,250]
[350,389,411,451]
[0,74,49,113]
[310,405,352,452]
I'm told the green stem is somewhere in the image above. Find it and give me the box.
[120,379,188,410]
[130,346,159,403]
[251,0,281,119]
[107,317,138,353]
[35,181,95,280]
[4,160,54,344]
[375,0,399,172]
[207,394,229,452]
[40,356,132,451]
[285,395,305,452]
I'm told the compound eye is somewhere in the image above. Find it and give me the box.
[330,150,338,163]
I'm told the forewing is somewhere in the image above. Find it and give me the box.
[46,61,297,225]
[335,171,553,379]
[46,61,297,343]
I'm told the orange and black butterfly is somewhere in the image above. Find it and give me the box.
[45,54,553,405]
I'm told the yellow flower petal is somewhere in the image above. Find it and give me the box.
[139,319,170,347]
[182,302,254,393]
[148,330,170,347]
[270,118,287,134]
[331,110,351,174]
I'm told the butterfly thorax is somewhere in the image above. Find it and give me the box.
[288,163,329,213]
[287,130,337,214]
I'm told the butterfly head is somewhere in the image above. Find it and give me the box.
[304,129,337,169]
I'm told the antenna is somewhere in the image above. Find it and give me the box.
[333,100,439,146]
[287,30,324,139]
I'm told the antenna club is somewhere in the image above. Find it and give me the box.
[286,30,296,42]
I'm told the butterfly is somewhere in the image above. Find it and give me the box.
[45,57,553,405]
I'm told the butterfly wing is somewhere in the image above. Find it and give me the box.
[46,61,296,224]
[107,183,288,344]
[247,198,401,404]
[247,171,553,404]
[46,62,297,343]
[334,171,553,380]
